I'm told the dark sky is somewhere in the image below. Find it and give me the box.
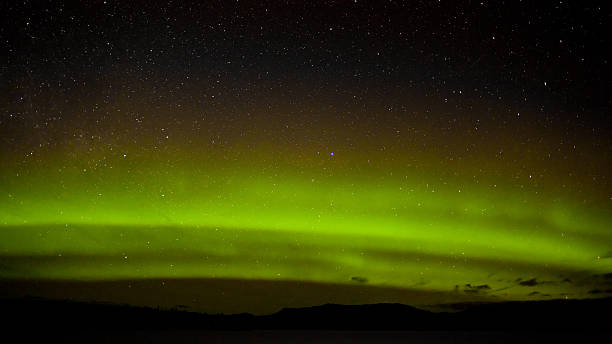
[3,1,611,118]
[3,1,611,198]
[2,0,610,173]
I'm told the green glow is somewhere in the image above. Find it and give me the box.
[1,151,611,308]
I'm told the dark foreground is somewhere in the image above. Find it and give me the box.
[2,297,611,343]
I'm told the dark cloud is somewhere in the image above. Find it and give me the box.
[463,284,491,294]
[592,273,612,284]
[528,291,540,296]
[519,278,538,286]
[465,284,491,290]
[588,289,612,294]
[351,276,368,283]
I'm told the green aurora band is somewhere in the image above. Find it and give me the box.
[1,142,611,309]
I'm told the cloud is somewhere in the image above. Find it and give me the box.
[463,284,491,294]
[588,289,612,294]
[351,276,368,283]
[519,278,538,286]
[591,273,612,283]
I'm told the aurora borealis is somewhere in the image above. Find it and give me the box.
[1,1,611,315]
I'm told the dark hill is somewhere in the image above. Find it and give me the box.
[2,297,611,331]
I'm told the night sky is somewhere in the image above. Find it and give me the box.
[1,0,611,314]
